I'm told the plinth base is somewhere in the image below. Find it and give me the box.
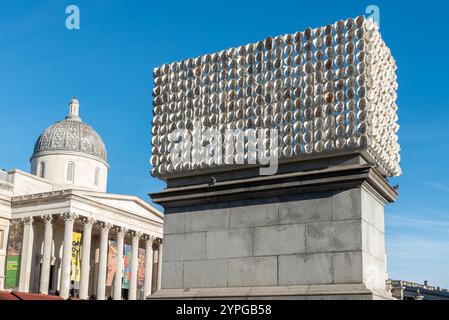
[151,284,394,300]
[150,154,397,300]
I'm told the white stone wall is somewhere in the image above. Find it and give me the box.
[30,153,108,192]
[8,170,53,196]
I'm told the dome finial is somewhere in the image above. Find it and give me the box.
[68,96,80,119]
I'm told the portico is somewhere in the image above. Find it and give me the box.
[11,189,163,300]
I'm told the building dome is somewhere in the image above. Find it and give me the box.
[30,98,109,192]
[31,97,107,164]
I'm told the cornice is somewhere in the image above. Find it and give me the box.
[11,190,73,206]
[30,150,109,168]
[151,161,397,208]
[11,189,163,228]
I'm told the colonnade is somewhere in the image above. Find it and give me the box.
[18,213,162,300]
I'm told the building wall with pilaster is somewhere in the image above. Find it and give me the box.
[0,188,12,290]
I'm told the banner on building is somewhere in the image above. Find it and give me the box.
[103,242,146,290]
[106,240,117,286]
[5,256,21,288]
[137,248,145,289]
[122,244,132,289]
[71,232,82,282]
[5,221,23,288]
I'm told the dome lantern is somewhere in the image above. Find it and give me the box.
[68,97,80,119]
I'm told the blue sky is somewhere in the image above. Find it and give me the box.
[1,0,449,288]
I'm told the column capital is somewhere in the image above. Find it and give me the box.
[80,217,96,226]
[61,212,78,222]
[113,226,127,236]
[21,216,34,225]
[41,214,53,224]
[97,222,112,232]
[129,230,142,240]
[155,237,163,246]
[143,235,156,244]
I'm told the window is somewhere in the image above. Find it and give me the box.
[39,161,45,178]
[94,167,100,186]
[67,161,75,182]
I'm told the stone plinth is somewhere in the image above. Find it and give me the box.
[150,154,397,300]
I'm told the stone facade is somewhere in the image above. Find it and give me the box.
[0,98,164,300]
[388,280,449,300]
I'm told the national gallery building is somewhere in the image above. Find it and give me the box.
[0,98,163,300]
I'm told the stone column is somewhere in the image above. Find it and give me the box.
[0,223,9,291]
[113,227,126,300]
[96,222,111,300]
[128,231,141,300]
[156,239,163,290]
[60,212,77,299]
[18,217,34,292]
[79,217,95,300]
[143,236,154,298]
[39,215,53,294]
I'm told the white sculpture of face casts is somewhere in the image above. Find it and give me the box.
[151,15,400,180]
